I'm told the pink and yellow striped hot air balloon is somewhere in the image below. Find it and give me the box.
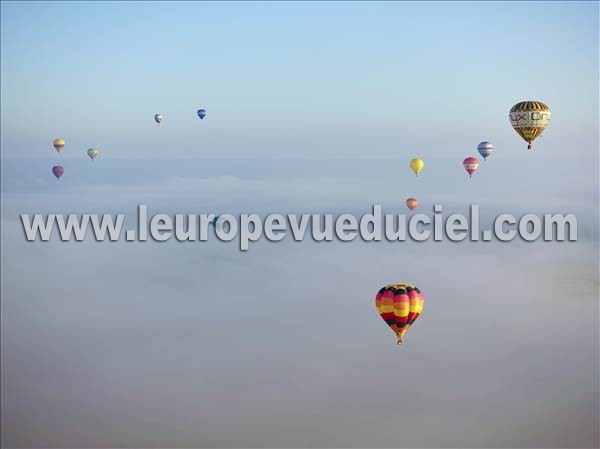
[375,284,424,344]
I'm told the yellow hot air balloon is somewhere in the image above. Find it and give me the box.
[409,157,424,176]
[509,101,550,150]
[53,138,65,153]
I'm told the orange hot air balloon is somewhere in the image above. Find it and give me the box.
[406,198,418,210]
[375,284,424,344]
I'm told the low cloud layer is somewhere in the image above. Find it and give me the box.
[1,166,598,447]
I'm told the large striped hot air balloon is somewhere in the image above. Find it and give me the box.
[375,284,424,344]
[509,101,550,150]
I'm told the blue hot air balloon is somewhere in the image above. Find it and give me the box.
[197,109,207,120]
[477,141,493,160]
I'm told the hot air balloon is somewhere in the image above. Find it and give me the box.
[409,158,424,176]
[375,284,424,344]
[52,165,64,180]
[477,141,493,160]
[53,138,65,153]
[87,148,99,160]
[509,101,550,150]
[463,156,479,178]
[154,114,163,124]
[406,198,418,210]
[197,109,207,120]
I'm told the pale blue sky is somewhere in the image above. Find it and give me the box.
[1,1,598,160]
[1,3,598,447]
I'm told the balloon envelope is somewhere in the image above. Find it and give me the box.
[52,165,64,180]
[477,141,493,160]
[406,198,418,210]
[409,158,424,176]
[509,101,550,150]
[197,109,207,120]
[53,138,65,153]
[87,148,99,160]
[375,283,424,344]
[463,156,479,177]
[154,114,163,124]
